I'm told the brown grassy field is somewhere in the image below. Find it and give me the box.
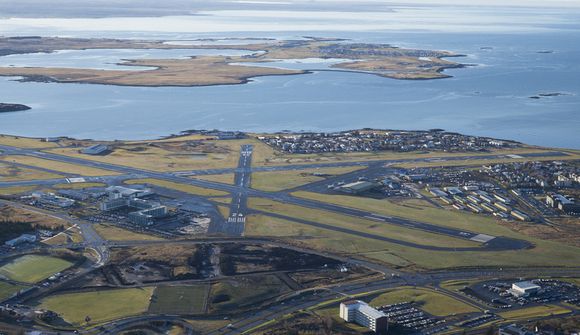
[0,36,463,86]
[0,57,304,87]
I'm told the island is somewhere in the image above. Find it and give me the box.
[0,36,465,87]
[0,103,31,113]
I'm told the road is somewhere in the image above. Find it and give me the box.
[0,143,577,334]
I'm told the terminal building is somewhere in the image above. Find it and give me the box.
[340,300,388,334]
[100,187,167,225]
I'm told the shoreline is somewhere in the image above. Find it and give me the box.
[0,36,466,87]
[0,103,31,113]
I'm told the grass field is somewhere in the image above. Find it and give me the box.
[192,174,235,185]
[499,305,571,321]
[124,178,228,197]
[248,198,480,248]
[93,224,163,241]
[209,276,289,312]
[254,145,565,167]
[368,287,480,316]
[250,166,363,192]
[209,197,232,205]
[148,285,208,315]
[52,182,106,189]
[0,162,62,182]
[440,279,480,292]
[292,191,519,237]
[0,186,37,195]
[0,281,28,301]
[0,155,118,177]
[39,287,154,326]
[246,198,580,269]
[0,135,58,149]
[46,140,244,172]
[0,255,73,283]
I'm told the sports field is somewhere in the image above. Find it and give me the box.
[148,285,208,315]
[0,281,28,301]
[0,255,73,283]
[39,287,154,325]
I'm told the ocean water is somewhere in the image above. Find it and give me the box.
[0,6,579,148]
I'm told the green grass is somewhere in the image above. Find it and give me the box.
[192,174,235,185]
[247,198,580,269]
[53,182,106,189]
[499,305,571,321]
[0,255,73,283]
[148,285,208,315]
[125,178,228,197]
[248,197,480,248]
[0,155,118,177]
[0,186,37,195]
[93,224,163,241]
[209,276,289,313]
[369,287,480,316]
[292,191,515,237]
[39,287,154,326]
[286,193,580,269]
[251,166,363,192]
[440,279,480,292]
[0,281,28,301]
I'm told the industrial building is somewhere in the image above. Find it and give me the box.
[546,193,579,214]
[511,210,530,221]
[5,234,37,247]
[340,300,388,333]
[81,144,109,155]
[499,324,536,335]
[509,281,541,297]
[30,192,75,208]
[339,181,380,194]
[106,186,153,199]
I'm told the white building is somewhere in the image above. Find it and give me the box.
[339,300,388,333]
[509,281,541,297]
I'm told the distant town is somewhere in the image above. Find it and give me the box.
[258,129,520,154]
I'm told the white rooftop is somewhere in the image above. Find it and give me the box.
[513,281,540,290]
[357,301,387,319]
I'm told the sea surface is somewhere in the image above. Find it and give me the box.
[0,6,579,148]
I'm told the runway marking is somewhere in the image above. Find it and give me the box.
[470,234,496,243]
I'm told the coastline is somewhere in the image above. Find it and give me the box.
[0,36,466,87]
[0,103,31,113]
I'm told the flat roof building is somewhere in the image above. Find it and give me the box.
[509,281,540,297]
[339,181,380,194]
[5,234,36,247]
[81,144,109,155]
[340,300,388,334]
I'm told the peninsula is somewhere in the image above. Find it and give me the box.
[0,103,31,113]
[0,36,464,87]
